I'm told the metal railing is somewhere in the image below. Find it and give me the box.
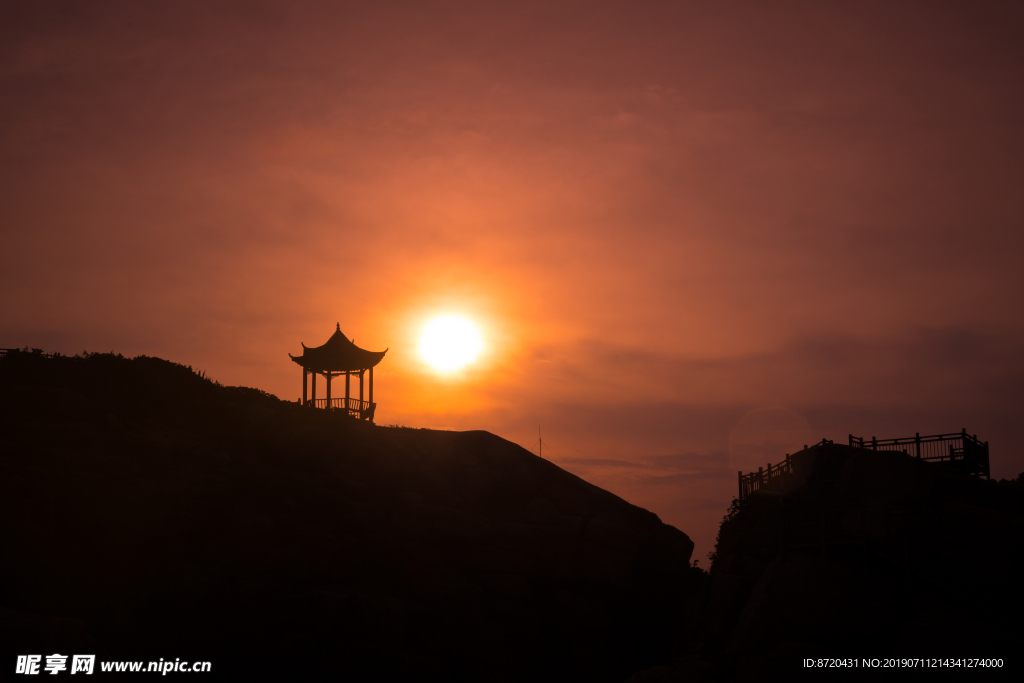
[738,452,797,503]
[737,429,991,506]
[848,429,989,479]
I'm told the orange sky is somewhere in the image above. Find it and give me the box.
[3,0,1024,561]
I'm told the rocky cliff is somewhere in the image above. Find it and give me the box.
[0,352,704,681]
[629,441,1024,682]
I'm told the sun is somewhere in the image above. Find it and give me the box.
[418,315,483,372]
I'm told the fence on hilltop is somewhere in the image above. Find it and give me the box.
[737,430,990,504]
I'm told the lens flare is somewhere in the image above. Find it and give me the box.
[418,315,483,372]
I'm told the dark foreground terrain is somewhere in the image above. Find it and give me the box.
[0,352,703,681]
[632,442,1024,682]
[3,352,1022,682]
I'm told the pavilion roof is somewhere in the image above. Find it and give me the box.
[289,324,387,372]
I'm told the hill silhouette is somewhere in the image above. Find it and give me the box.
[629,442,1024,681]
[0,352,705,681]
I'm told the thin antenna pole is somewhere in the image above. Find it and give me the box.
[539,424,542,458]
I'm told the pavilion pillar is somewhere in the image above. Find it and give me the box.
[326,372,332,407]
[359,370,364,407]
[311,371,317,405]
[369,366,374,406]
[302,368,308,406]
[345,371,351,411]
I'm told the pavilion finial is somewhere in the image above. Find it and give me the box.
[336,322,340,331]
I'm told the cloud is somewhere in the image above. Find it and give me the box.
[3,0,1023,565]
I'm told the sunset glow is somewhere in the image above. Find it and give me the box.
[2,0,1023,567]
[418,315,483,373]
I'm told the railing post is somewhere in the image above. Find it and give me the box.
[871,436,876,451]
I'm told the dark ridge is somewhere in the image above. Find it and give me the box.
[628,441,1024,681]
[0,352,705,681]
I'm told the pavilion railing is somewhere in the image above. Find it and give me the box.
[848,429,989,479]
[309,396,375,420]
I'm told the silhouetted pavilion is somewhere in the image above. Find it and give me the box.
[289,324,387,421]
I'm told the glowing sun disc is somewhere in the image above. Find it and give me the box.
[419,315,483,372]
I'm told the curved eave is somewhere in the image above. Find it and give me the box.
[289,347,387,372]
